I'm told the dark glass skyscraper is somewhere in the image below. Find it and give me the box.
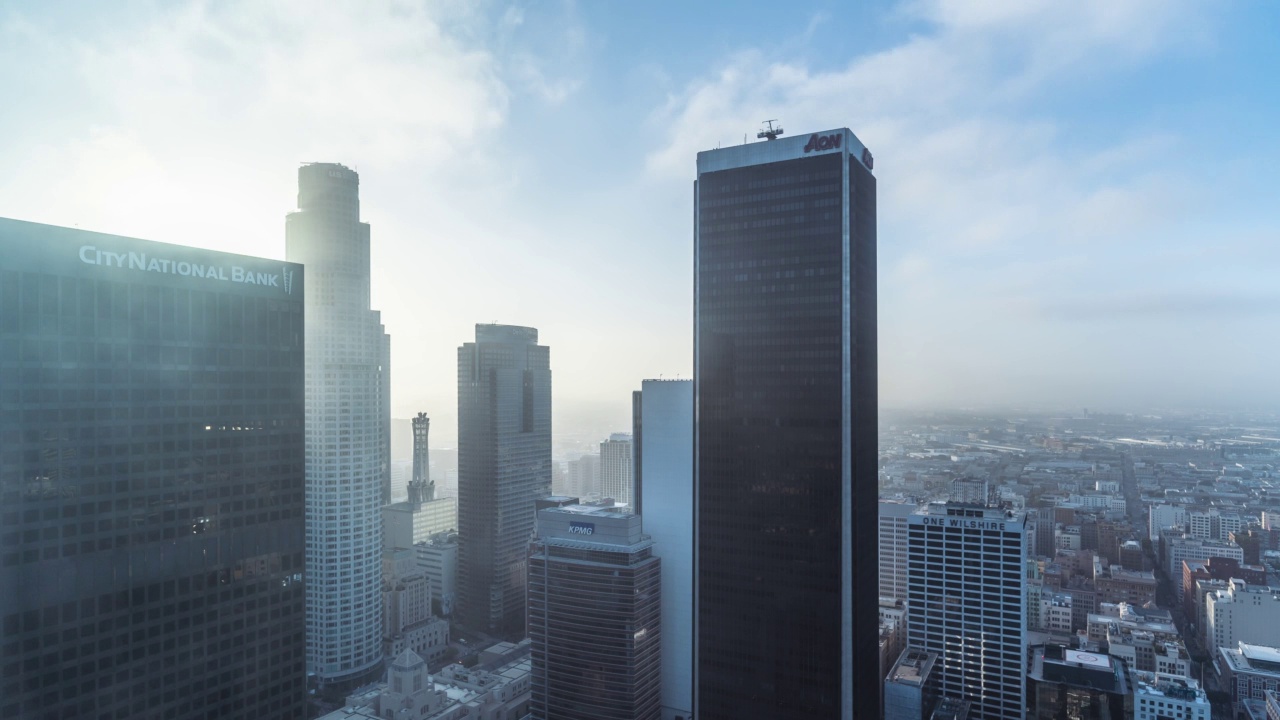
[693,129,878,719]
[285,163,390,689]
[0,218,307,720]
[456,324,551,637]
[528,505,662,720]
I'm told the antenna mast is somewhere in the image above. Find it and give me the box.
[756,119,784,141]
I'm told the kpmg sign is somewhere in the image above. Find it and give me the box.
[568,522,595,536]
[79,245,294,294]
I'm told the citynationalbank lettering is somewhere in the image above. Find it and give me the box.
[79,246,293,293]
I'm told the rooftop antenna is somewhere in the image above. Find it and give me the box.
[757,119,784,141]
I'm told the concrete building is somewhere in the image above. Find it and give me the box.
[1132,672,1209,720]
[383,494,458,549]
[694,126,879,719]
[1149,504,1188,541]
[1088,604,1190,678]
[599,432,634,507]
[382,547,449,664]
[907,503,1030,720]
[633,379,694,720]
[1206,580,1280,651]
[1096,566,1158,606]
[563,453,599,500]
[456,324,552,637]
[287,162,391,688]
[885,647,939,720]
[1164,536,1244,601]
[417,532,459,617]
[1027,646,1130,720]
[528,505,661,720]
[1219,643,1280,718]
[412,412,432,498]
[316,643,532,720]
[0,218,307,719]
[880,501,916,603]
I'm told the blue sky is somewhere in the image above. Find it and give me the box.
[2,1,1278,439]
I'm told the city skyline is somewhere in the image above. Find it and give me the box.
[4,2,1280,447]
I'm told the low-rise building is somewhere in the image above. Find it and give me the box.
[1132,672,1210,720]
[1219,643,1280,719]
[1028,646,1130,720]
[318,643,531,720]
[884,647,938,720]
[1096,566,1157,607]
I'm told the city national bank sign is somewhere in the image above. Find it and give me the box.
[921,516,1007,531]
[79,245,294,294]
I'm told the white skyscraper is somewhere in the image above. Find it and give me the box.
[907,503,1031,720]
[286,162,392,689]
[599,432,635,506]
[634,379,693,720]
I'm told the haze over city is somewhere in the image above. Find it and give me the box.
[3,0,1278,443]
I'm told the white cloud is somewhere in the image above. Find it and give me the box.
[644,0,1234,409]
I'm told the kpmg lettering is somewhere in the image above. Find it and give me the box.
[920,517,1006,531]
[802,133,842,153]
[79,245,293,294]
[568,522,595,536]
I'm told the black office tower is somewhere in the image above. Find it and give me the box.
[456,324,552,637]
[693,129,877,719]
[0,218,307,720]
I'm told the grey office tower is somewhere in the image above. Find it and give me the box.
[456,324,551,637]
[285,163,391,689]
[693,128,878,719]
[0,218,307,719]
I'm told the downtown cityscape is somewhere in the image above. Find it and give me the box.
[2,3,1280,720]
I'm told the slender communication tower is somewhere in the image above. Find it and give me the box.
[756,119,784,141]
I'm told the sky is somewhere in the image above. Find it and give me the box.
[2,0,1279,443]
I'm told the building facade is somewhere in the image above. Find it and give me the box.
[0,218,307,719]
[694,127,878,719]
[285,162,391,687]
[1207,580,1280,651]
[634,378,694,720]
[528,505,662,720]
[381,547,449,664]
[907,503,1030,720]
[598,433,634,506]
[456,324,551,636]
[880,500,916,602]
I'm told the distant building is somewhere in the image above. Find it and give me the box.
[885,647,939,720]
[383,493,458,549]
[382,547,449,664]
[528,505,661,720]
[599,433,635,507]
[1096,566,1157,607]
[880,501,917,602]
[1207,580,1280,651]
[1149,504,1188,541]
[564,453,600,499]
[1088,604,1190,678]
[1131,672,1210,720]
[907,503,1031,719]
[316,643,532,720]
[456,324,552,637]
[633,379,694,720]
[1164,536,1244,600]
[1027,645,1130,720]
[416,533,458,617]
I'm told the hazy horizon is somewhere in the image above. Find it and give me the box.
[4,0,1279,446]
